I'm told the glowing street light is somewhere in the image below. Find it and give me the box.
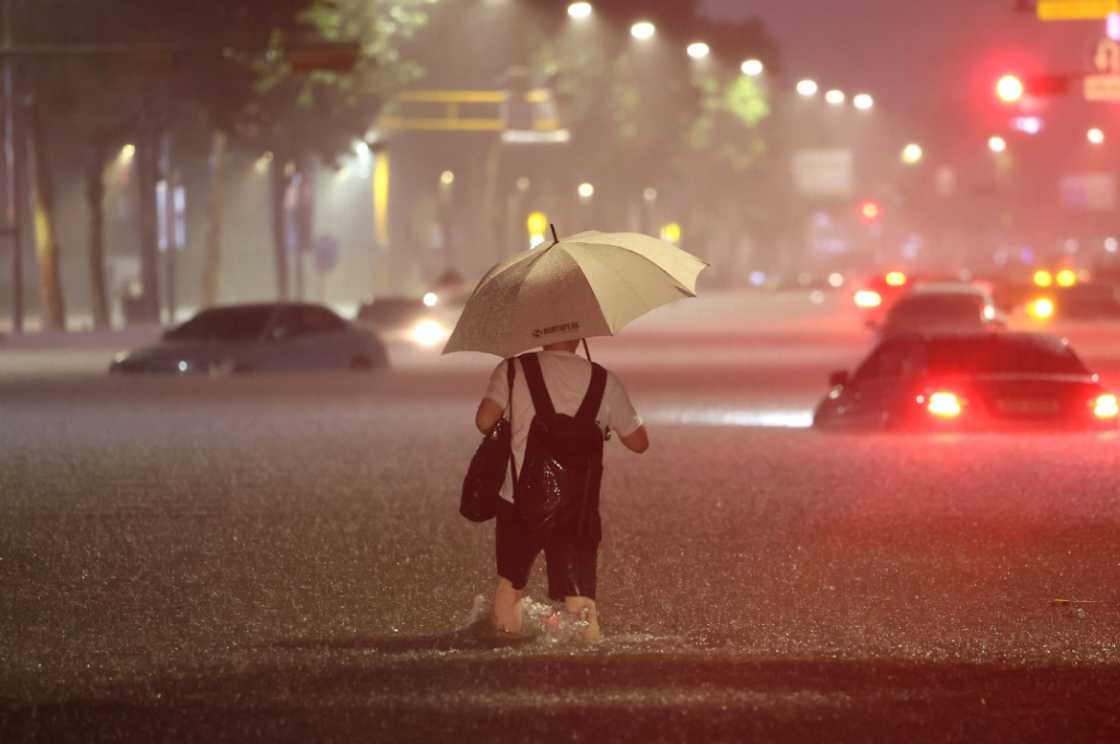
[995,74,1025,104]
[440,170,455,186]
[988,135,1007,154]
[630,21,655,40]
[119,143,136,164]
[901,143,924,165]
[643,187,658,202]
[853,93,874,111]
[796,79,818,97]
[254,151,274,174]
[686,42,710,60]
[577,182,595,199]
[824,89,846,106]
[740,58,764,77]
[567,2,592,20]
[1088,127,1106,145]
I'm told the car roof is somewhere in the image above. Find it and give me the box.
[882,330,1068,347]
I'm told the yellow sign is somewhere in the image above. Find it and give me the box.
[1038,0,1120,20]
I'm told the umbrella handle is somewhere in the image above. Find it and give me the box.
[581,337,592,362]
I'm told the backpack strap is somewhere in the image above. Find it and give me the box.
[506,358,518,487]
[575,363,608,423]
[518,353,556,417]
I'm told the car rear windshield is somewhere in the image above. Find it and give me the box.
[888,294,982,323]
[166,307,276,341]
[925,336,1089,376]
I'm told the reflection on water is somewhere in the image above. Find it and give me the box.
[647,407,814,429]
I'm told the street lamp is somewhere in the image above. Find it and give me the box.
[567,2,592,20]
[643,187,658,202]
[578,182,595,199]
[686,42,710,60]
[740,58,764,77]
[1088,127,1106,145]
[119,143,136,164]
[796,79,818,97]
[630,21,655,40]
[440,170,455,186]
[988,135,1007,154]
[824,89,846,106]
[853,93,874,111]
[901,143,924,165]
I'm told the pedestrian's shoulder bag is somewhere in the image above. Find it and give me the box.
[513,352,607,535]
[459,359,517,522]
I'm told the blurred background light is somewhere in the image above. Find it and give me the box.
[995,74,1025,104]
[1088,127,1105,145]
[630,21,655,40]
[988,135,1007,154]
[901,143,924,165]
[686,42,710,60]
[1011,116,1043,135]
[577,182,595,199]
[796,79,818,97]
[824,89,846,106]
[852,93,874,111]
[566,2,592,20]
[440,169,455,186]
[740,58,764,77]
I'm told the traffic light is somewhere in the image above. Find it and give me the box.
[994,73,1069,103]
[858,200,882,223]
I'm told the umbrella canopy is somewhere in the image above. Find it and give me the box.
[443,230,707,358]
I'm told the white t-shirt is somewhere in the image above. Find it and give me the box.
[483,351,643,503]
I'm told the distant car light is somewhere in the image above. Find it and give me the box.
[410,319,449,348]
[422,292,439,307]
[884,271,907,287]
[927,391,963,418]
[1033,269,1053,288]
[828,272,844,288]
[1093,393,1119,419]
[177,361,190,373]
[982,304,997,321]
[854,289,882,308]
[1026,297,1055,320]
[1055,269,1077,288]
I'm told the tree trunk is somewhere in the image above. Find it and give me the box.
[293,157,315,301]
[199,130,227,307]
[269,157,290,300]
[26,90,65,331]
[85,139,110,329]
[136,124,161,323]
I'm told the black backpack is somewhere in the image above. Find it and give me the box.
[514,353,607,538]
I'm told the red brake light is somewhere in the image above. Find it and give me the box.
[1094,394,1119,419]
[926,392,962,418]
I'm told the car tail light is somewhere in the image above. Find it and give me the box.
[1093,393,1119,419]
[1033,269,1053,288]
[854,289,882,308]
[885,271,907,287]
[926,391,963,418]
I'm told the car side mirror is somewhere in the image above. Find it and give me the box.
[829,370,849,387]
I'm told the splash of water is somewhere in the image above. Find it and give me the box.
[467,594,593,644]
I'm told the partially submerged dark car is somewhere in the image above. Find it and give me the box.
[110,302,388,375]
[814,332,1118,431]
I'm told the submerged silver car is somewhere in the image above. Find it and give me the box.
[109,302,388,375]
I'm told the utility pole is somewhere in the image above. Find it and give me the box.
[2,0,22,333]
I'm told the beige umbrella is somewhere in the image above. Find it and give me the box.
[443,229,707,358]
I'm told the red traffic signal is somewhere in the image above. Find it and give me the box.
[858,200,882,222]
[994,73,1068,103]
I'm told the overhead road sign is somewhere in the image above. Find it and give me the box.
[1038,0,1120,20]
